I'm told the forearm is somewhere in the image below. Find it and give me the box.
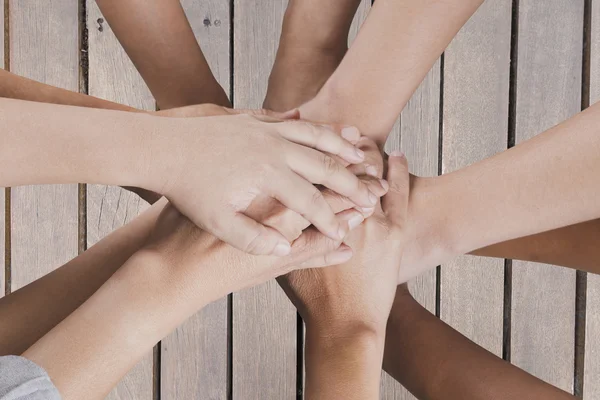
[300,0,482,144]
[96,0,229,109]
[278,0,361,51]
[304,326,385,400]
[471,219,600,274]
[403,103,600,281]
[384,287,575,399]
[0,199,166,355]
[0,97,162,188]
[22,248,206,400]
[0,69,137,111]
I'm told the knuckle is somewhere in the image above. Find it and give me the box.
[321,154,340,178]
[243,229,271,255]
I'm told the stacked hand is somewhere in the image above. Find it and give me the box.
[137,104,387,257]
[139,137,390,306]
[279,151,410,335]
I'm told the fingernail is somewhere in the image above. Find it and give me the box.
[365,165,378,177]
[380,179,389,192]
[337,225,347,239]
[360,207,375,214]
[354,148,365,160]
[348,214,365,230]
[329,248,353,264]
[368,191,378,205]
[341,126,360,142]
[390,150,405,158]
[273,241,291,256]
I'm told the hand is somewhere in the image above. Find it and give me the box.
[143,105,384,257]
[141,202,366,307]
[278,151,410,334]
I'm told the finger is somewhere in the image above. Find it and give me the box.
[270,172,342,241]
[258,176,382,242]
[347,138,385,178]
[284,210,364,268]
[287,146,378,209]
[219,212,292,256]
[276,121,365,164]
[382,151,410,225]
[296,244,354,269]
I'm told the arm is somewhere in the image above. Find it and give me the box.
[21,201,362,400]
[0,69,137,111]
[399,102,600,282]
[0,200,167,355]
[95,0,229,109]
[384,285,576,400]
[300,0,484,144]
[264,0,362,111]
[279,152,409,399]
[471,219,600,272]
[0,96,383,255]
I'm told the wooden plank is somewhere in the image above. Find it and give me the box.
[440,0,510,354]
[380,62,441,400]
[86,2,153,399]
[10,2,79,293]
[1,0,4,299]
[511,1,583,392]
[160,1,230,399]
[232,1,296,398]
[584,3,600,398]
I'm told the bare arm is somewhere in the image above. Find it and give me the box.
[95,0,229,108]
[21,201,361,400]
[400,103,600,282]
[384,285,576,400]
[300,0,483,145]
[0,199,167,356]
[0,69,137,111]
[471,219,600,272]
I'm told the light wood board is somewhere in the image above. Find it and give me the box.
[440,0,511,356]
[232,1,297,398]
[584,2,600,398]
[160,1,230,399]
[511,0,583,392]
[86,2,153,398]
[10,2,79,298]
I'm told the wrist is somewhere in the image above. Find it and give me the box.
[399,175,464,283]
[306,317,387,342]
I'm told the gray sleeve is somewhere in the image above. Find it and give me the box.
[0,356,61,400]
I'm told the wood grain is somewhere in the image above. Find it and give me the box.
[584,3,600,398]
[10,2,79,295]
[160,1,230,399]
[232,1,296,398]
[86,2,153,398]
[440,0,510,355]
[380,34,442,400]
[1,0,4,299]
[511,1,583,392]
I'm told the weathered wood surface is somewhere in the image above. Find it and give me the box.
[584,2,600,398]
[160,1,230,399]
[10,2,80,298]
[511,0,583,392]
[1,0,4,299]
[86,2,154,398]
[440,0,511,357]
[232,1,297,399]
